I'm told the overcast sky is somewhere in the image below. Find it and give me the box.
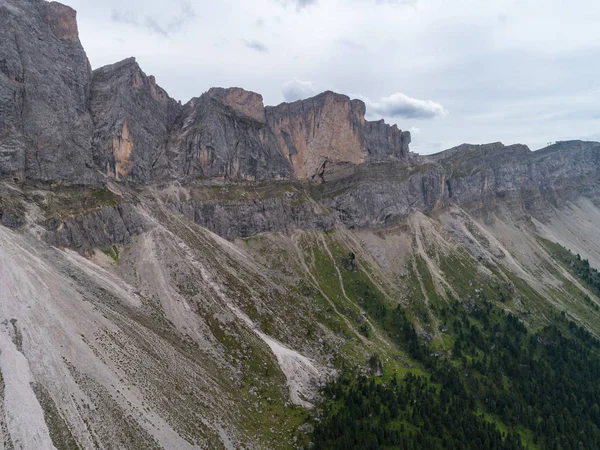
[68,0,600,154]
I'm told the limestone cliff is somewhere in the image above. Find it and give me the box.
[265,92,367,180]
[90,57,180,181]
[0,0,97,184]
[165,91,292,181]
[0,0,599,242]
[0,0,413,185]
[316,141,600,229]
[266,91,411,180]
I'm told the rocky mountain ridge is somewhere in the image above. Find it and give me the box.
[0,0,412,185]
[2,2,600,450]
[1,0,598,245]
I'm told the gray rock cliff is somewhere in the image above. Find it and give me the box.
[90,57,180,182]
[0,1,413,184]
[319,141,600,228]
[0,1,599,246]
[165,89,292,181]
[265,91,412,180]
[0,0,98,184]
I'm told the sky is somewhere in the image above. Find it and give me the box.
[67,0,600,154]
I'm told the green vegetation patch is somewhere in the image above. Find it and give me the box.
[311,370,523,450]
[102,244,120,262]
[309,297,600,450]
[40,186,121,219]
[539,237,600,299]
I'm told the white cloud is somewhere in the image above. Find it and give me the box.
[243,39,269,53]
[279,0,318,10]
[110,2,195,37]
[410,126,421,134]
[360,92,447,119]
[281,78,319,102]
[110,9,137,26]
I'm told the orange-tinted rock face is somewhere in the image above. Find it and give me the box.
[91,57,181,181]
[266,92,367,180]
[111,121,134,180]
[207,87,266,123]
[43,2,80,42]
[89,59,410,183]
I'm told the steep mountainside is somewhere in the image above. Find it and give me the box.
[1,1,600,449]
[0,0,97,184]
[90,57,180,181]
[0,1,411,185]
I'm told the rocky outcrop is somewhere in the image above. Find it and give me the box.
[87,62,415,184]
[0,183,26,229]
[266,92,367,180]
[90,57,180,181]
[318,141,600,228]
[0,1,413,184]
[87,72,414,183]
[42,1,79,41]
[435,141,600,217]
[166,89,413,183]
[206,87,266,123]
[363,119,411,160]
[43,203,148,251]
[0,0,98,184]
[165,92,292,181]
[266,91,411,180]
[316,163,446,228]
[173,186,335,240]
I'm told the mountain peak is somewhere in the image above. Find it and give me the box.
[94,57,139,72]
[43,1,80,42]
[0,1,414,184]
[206,87,266,122]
